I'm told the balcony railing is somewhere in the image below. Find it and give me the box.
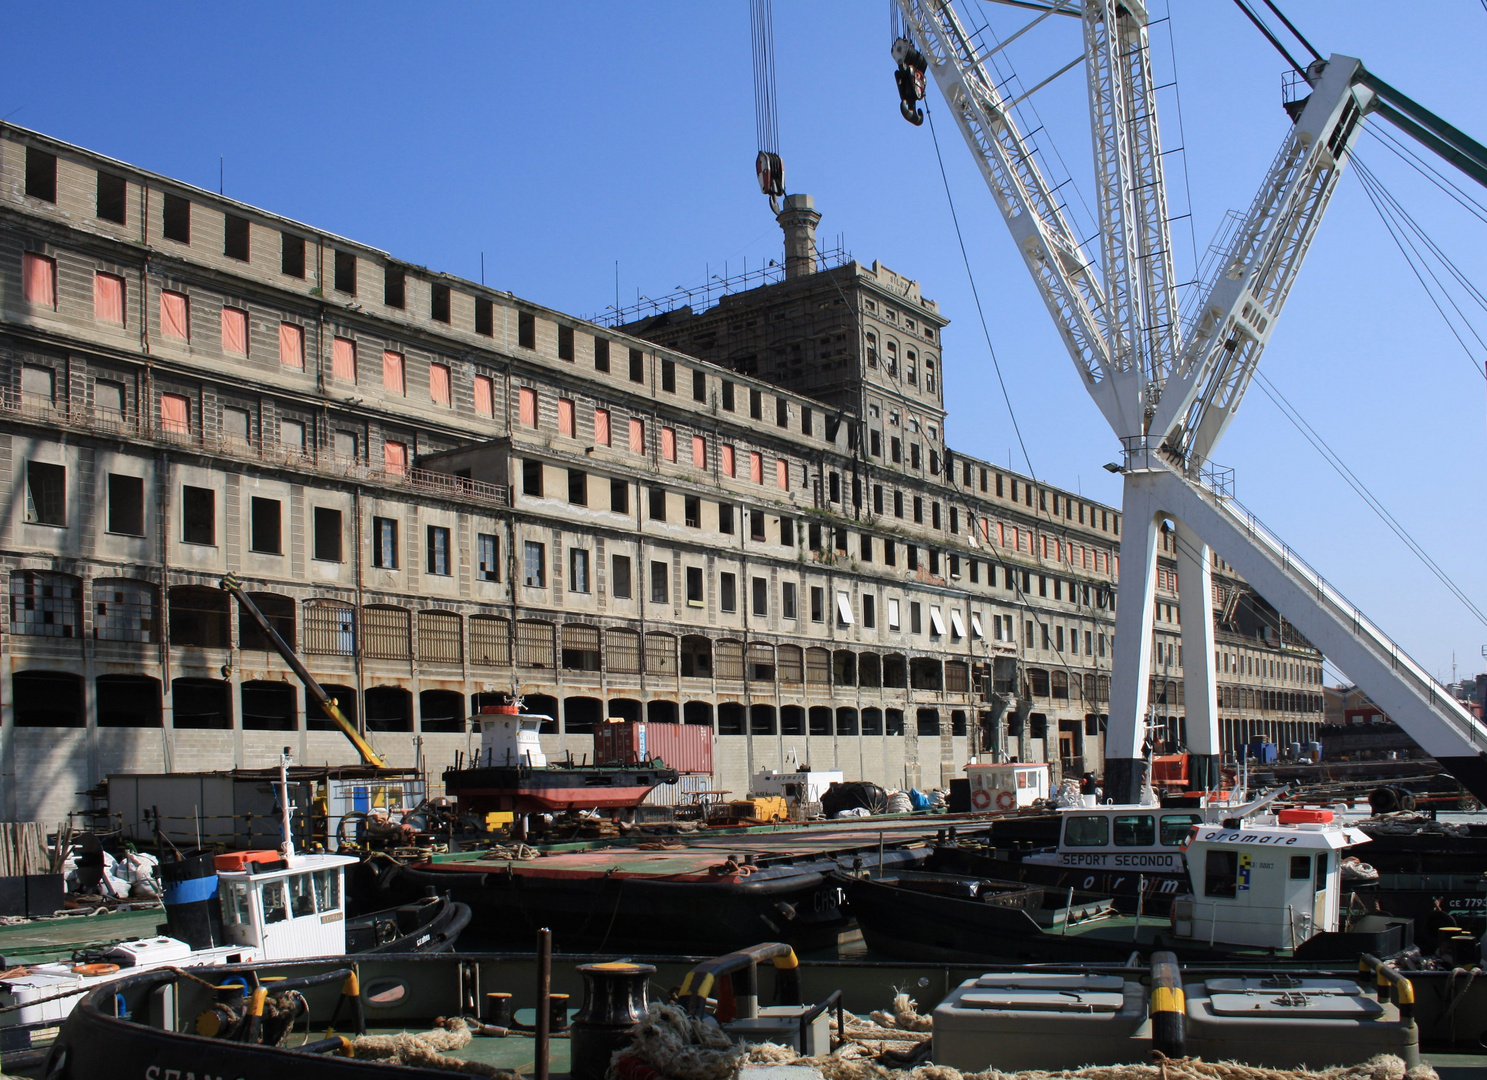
[1,391,509,508]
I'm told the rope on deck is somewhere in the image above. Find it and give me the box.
[351,1016,520,1077]
[609,1001,1440,1080]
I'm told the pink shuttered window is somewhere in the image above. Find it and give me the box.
[691,435,705,469]
[429,363,452,406]
[93,272,125,324]
[473,375,494,417]
[384,440,408,476]
[982,519,991,542]
[1114,555,1120,579]
[661,427,676,461]
[160,290,190,341]
[278,322,304,369]
[721,445,735,477]
[332,337,356,381]
[998,523,1007,547]
[160,392,190,434]
[776,458,789,490]
[21,253,55,307]
[558,398,575,437]
[518,387,537,427]
[594,408,611,445]
[749,451,762,484]
[382,351,405,395]
[628,418,644,453]
[220,307,248,355]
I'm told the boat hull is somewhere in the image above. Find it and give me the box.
[369,846,928,954]
[835,872,1412,965]
[442,764,678,813]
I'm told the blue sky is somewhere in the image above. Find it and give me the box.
[4,2,1485,684]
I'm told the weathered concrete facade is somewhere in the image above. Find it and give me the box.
[0,126,1323,827]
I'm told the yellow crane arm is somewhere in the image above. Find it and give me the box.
[219,574,387,768]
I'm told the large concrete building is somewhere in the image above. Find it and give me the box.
[0,126,1324,826]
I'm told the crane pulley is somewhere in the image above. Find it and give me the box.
[892,37,929,126]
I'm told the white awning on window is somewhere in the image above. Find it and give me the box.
[970,613,984,638]
[950,610,967,639]
[836,592,854,626]
[929,606,946,636]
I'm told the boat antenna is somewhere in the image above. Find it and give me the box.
[278,746,295,861]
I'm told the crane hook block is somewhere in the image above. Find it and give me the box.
[892,38,928,126]
[755,151,785,198]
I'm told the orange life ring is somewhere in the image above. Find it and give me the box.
[72,963,120,977]
[970,788,992,810]
[996,791,1016,810]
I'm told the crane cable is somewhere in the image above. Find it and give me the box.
[1250,370,1487,634]
[749,0,785,203]
[749,0,780,157]
[1352,155,1487,384]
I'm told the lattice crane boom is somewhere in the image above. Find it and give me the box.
[1151,56,1369,468]
[1081,0,1179,391]
[898,0,1131,431]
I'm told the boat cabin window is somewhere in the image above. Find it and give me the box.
[1113,815,1155,847]
[261,880,289,924]
[1159,813,1201,846]
[1290,855,1311,879]
[1016,770,1035,789]
[1315,851,1328,890]
[1203,850,1238,898]
[314,869,341,912]
[222,880,252,926]
[1063,815,1109,847]
[289,872,317,917]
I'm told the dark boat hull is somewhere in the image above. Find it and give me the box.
[370,849,926,954]
[348,893,471,954]
[930,844,1190,915]
[836,872,1412,964]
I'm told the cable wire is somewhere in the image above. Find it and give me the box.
[1252,369,1487,633]
[1363,123,1487,228]
[749,0,780,155]
[1352,156,1487,384]
[926,101,1037,481]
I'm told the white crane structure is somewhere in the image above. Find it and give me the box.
[893,0,1487,802]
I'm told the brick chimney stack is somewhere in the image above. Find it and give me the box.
[776,193,820,279]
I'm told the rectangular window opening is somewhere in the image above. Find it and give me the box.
[281,233,305,277]
[313,507,343,562]
[224,214,250,261]
[250,497,282,555]
[106,474,144,536]
[97,171,127,224]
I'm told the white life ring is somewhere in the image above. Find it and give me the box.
[970,788,992,810]
[996,790,1016,810]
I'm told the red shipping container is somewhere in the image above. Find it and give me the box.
[594,721,713,775]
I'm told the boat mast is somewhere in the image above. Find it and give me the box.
[278,747,295,861]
